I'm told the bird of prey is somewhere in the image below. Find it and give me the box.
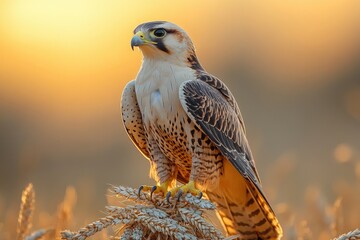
[121,21,283,240]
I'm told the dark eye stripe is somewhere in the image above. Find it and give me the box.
[165,29,178,34]
[154,28,182,54]
[155,40,169,53]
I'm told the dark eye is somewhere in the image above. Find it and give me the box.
[153,28,166,38]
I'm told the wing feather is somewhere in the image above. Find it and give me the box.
[121,80,150,159]
[179,78,272,207]
[180,75,282,238]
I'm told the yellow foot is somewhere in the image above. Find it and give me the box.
[138,181,170,199]
[166,181,202,203]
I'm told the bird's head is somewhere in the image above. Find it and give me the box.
[131,21,202,69]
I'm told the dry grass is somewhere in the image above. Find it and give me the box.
[333,229,360,240]
[17,183,35,240]
[16,183,51,240]
[14,184,78,240]
[53,186,77,240]
[61,185,224,240]
[9,183,360,240]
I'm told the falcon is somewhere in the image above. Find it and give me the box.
[121,21,283,239]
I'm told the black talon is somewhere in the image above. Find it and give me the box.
[150,186,157,199]
[198,191,203,199]
[166,191,171,203]
[176,189,183,202]
[138,186,144,197]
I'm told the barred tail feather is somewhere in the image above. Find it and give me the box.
[207,161,282,240]
[207,188,282,240]
[246,181,283,239]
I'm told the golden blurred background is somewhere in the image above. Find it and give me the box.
[1,0,360,239]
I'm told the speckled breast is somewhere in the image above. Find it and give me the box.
[149,112,194,181]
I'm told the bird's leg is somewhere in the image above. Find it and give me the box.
[138,136,175,198]
[166,156,203,202]
[138,180,171,198]
[138,175,174,199]
[166,181,202,202]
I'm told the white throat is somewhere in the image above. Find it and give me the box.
[134,56,196,123]
[139,46,190,67]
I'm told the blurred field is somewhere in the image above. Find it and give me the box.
[0,0,360,239]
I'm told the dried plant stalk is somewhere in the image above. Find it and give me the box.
[137,214,196,239]
[334,229,360,240]
[15,184,358,240]
[179,208,224,239]
[17,183,35,240]
[25,229,52,240]
[54,186,77,240]
[331,197,344,237]
[61,215,125,240]
[61,185,224,240]
[111,185,151,203]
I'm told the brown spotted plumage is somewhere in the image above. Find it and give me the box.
[122,21,283,239]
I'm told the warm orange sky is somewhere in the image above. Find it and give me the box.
[1,1,360,98]
[1,0,360,173]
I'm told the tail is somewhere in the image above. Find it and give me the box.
[207,188,282,240]
[206,162,283,239]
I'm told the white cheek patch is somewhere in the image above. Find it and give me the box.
[164,35,187,55]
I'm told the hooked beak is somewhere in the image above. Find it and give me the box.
[131,31,157,50]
